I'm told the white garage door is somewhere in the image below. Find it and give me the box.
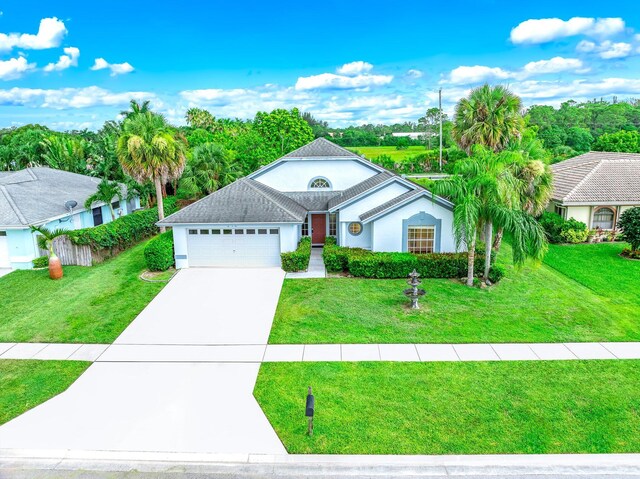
[187,227,281,267]
[0,231,9,268]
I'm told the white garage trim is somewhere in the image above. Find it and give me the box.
[186,227,281,268]
[0,231,10,268]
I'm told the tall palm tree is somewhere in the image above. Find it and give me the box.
[453,84,525,154]
[117,112,186,232]
[84,179,124,222]
[178,143,241,199]
[120,99,151,121]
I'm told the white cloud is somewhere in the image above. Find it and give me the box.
[577,40,633,59]
[522,57,585,75]
[43,47,80,72]
[336,61,373,76]
[91,58,134,76]
[0,86,155,109]
[406,69,423,78]
[445,65,514,85]
[0,17,67,51]
[0,56,36,80]
[510,17,624,44]
[512,77,640,101]
[295,72,393,91]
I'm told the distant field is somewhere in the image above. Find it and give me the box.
[347,146,427,162]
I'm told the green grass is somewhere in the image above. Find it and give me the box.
[347,146,427,162]
[544,242,640,304]
[0,360,90,425]
[254,360,640,454]
[269,243,640,344]
[0,241,166,343]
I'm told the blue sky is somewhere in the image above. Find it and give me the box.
[1,0,639,130]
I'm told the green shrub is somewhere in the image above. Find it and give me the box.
[618,207,640,251]
[144,231,175,271]
[68,197,178,253]
[281,237,311,272]
[488,264,506,284]
[323,244,487,279]
[32,256,48,268]
[539,211,588,244]
[622,247,640,260]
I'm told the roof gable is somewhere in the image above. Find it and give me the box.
[282,137,362,158]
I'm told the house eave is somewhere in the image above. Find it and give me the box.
[553,199,640,206]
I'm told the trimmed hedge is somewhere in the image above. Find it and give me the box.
[323,243,489,279]
[144,231,175,271]
[67,197,178,252]
[32,256,49,268]
[281,237,311,272]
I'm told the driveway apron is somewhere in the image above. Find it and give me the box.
[0,268,287,455]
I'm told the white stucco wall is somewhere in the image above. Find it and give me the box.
[337,181,411,222]
[172,223,300,268]
[340,221,372,249]
[565,206,592,226]
[370,197,457,253]
[252,159,378,191]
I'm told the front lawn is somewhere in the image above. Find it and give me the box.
[346,146,427,163]
[0,360,90,425]
[269,243,640,344]
[255,360,640,455]
[0,241,166,343]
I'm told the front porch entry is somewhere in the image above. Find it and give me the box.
[311,214,326,245]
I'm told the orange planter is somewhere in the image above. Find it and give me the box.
[49,256,63,280]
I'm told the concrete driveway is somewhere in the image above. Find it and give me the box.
[0,268,287,455]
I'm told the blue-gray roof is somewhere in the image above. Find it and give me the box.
[0,167,119,227]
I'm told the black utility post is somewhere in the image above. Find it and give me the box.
[305,386,315,436]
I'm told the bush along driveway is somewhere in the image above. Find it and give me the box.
[0,240,166,344]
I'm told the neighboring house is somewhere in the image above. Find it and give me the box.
[159,138,456,268]
[0,167,140,269]
[550,151,640,230]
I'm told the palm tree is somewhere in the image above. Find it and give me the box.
[453,84,524,154]
[117,112,186,232]
[30,225,67,279]
[120,99,151,121]
[84,179,124,222]
[178,143,241,199]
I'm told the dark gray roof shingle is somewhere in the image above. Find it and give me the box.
[327,171,394,209]
[282,137,363,158]
[159,178,308,225]
[551,152,640,203]
[0,167,118,227]
[282,191,340,211]
[359,190,423,221]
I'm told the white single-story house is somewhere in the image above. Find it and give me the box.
[159,138,457,268]
[549,151,640,230]
[0,167,140,269]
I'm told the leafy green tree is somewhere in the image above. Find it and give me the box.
[120,100,151,121]
[117,112,186,232]
[185,108,219,131]
[40,134,87,173]
[83,179,124,222]
[565,127,594,152]
[178,143,241,200]
[593,130,640,153]
[253,108,314,161]
[302,112,330,138]
[185,128,216,148]
[618,207,640,251]
[0,125,51,170]
[453,84,525,154]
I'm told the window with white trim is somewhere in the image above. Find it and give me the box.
[593,207,615,229]
[407,226,435,254]
[309,177,330,189]
[301,215,309,236]
[329,213,337,236]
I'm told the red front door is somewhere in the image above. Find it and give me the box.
[311,214,326,244]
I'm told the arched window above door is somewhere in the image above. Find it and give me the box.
[308,177,332,190]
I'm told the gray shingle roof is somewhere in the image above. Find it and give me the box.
[359,190,423,221]
[0,167,114,227]
[282,191,340,211]
[327,171,394,209]
[282,137,363,158]
[551,151,640,203]
[158,178,308,225]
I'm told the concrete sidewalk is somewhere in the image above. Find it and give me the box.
[285,247,326,279]
[3,341,639,362]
